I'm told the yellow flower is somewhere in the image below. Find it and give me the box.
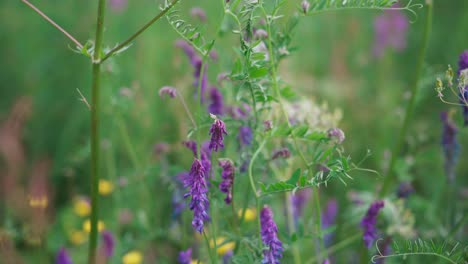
[82,219,105,233]
[28,196,48,209]
[99,179,114,196]
[191,260,203,264]
[69,230,86,245]
[73,197,90,217]
[122,250,143,264]
[210,237,235,256]
[238,208,256,222]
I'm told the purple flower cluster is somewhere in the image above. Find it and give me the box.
[327,128,345,144]
[209,118,228,152]
[373,4,409,58]
[321,199,338,247]
[238,126,253,147]
[159,86,177,99]
[458,51,468,125]
[184,159,210,233]
[397,182,414,199]
[260,206,284,264]
[176,40,208,103]
[101,231,115,258]
[290,189,311,221]
[441,112,459,183]
[208,86,224,115]
[271,147,291,160]
[361,200,385,248]
[56,248,73,264]
[178,248,192,264]
[219,159,235,204]
[183,140,213,179]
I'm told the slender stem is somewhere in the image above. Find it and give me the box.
[88,0,106,262]
[21,0,83,49]
[101,0,180,62]
[379,1,433,197]
[305,233,361,264]
[177,92,197,129]
[203,231,216,264]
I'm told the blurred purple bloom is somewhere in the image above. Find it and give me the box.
[208,87,224,115]
[109,0,127,12]
[457,51,468,125]
[290,189,311,226]
[322,199,338,247]
[178,248,192,264]
[209,118,228,152]
[172,187,186,222]
[301,0,310,14]
[260,206,284,264]
[176,40,208,103]
[373,4,409,58]
[397,182,414,199]
[184,159,210,233]
[327,128,345,144]
[159,86,177,98]
[101,231,115,258]
[376,237,392,264]
[271,148,291,160]
[219,160,235,204]
[154,142,170,156]
[254,29,268,39]
[263,120,273,131]
[441,112,459,183]
[56,248,73,264]
[223,250,233,264]
[228,104,251,120]
[361,200,385,248]
[238,126,253,147]
[323,259,330,264]
[190,7,206,22]
[183,140,198,156]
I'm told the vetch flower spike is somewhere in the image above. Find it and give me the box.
[361,200,385,248]
[209,115,228,152]
[159,86,177,98]
[56,247,73,264]
[260,206,284,264]
[219,159,235,204]
[178,248,192,264]
[184,159,210,233]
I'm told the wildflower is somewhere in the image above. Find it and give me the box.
[260,206,284,264]
[83,219,105,233]
[211,237,235,255]
[56,247,73,264]
[373,4,409,58]
[28,195,48,209]
[397,182,414,199]
[73,197,90,217]
[190,7,206,22]
[301,0,310,14]
[322,199,338,247]
[69,230,86,245]
[323,259,330,264]
[361,200,385,248]
[271,148,291,160]
[457,51,468,125]
[263,120,273,131]
[176,40,208,102]
[219,159,235,204]
[376,237,392,264]
[122,250,143,264]
[327,128,345,144]
[159,86,177,98]
[208,87,224,115]
[223,251,233,264]
[227,104,250,119]
[441,111,459,183]
[209,117,228,152]
[238,208,256,222]
[183,140,198,156]
[153,142,170,156]
[98,179,114,196]
[118,209,133,225]
[109,0,127,12]
[238,126,253,147]
[184,159,210,233]
[290,189,311,222]
[178,248,192,264]
[210,50,219,62]
[254,29,268,39]
[101,231,115,258]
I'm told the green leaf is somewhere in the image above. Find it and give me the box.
[249,67,269,79]
[285,168,301,185]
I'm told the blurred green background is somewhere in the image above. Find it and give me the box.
[0,0,467,263]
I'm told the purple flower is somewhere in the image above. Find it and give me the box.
[260,206,284,264]
[376,237,392,264]
[441,112,459,183]
[190,7,206,22]
[271,148,291,160]
[209,118,228,152]
[183,140,198,156]
[109,0,127,12]
[327,128,345,144]
[101,231,115,258]
[56,248,73,264]
[322,199,338,247]
[323,259,330,264]
[373,4,409,58]
[396,182,414,199]
[301,0,310,14]
[290,189,311,221]
[223,251,233,264]
[159,86,177,98]
[153,142,170,156]
[361,200,385,248]
[208,87,224,115]
[457,51,468,125]
[178,248,192,264]
[238,126,253,147]
[254,29,268,39]
[184,159,210,233]
[176,40,208,103]
[219,159,235,204]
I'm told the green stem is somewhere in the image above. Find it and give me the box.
[379,1,433,197]
[88,0,106,263]
[203,231,216,264]
[305,233,361,264]
[101,0,180,62]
